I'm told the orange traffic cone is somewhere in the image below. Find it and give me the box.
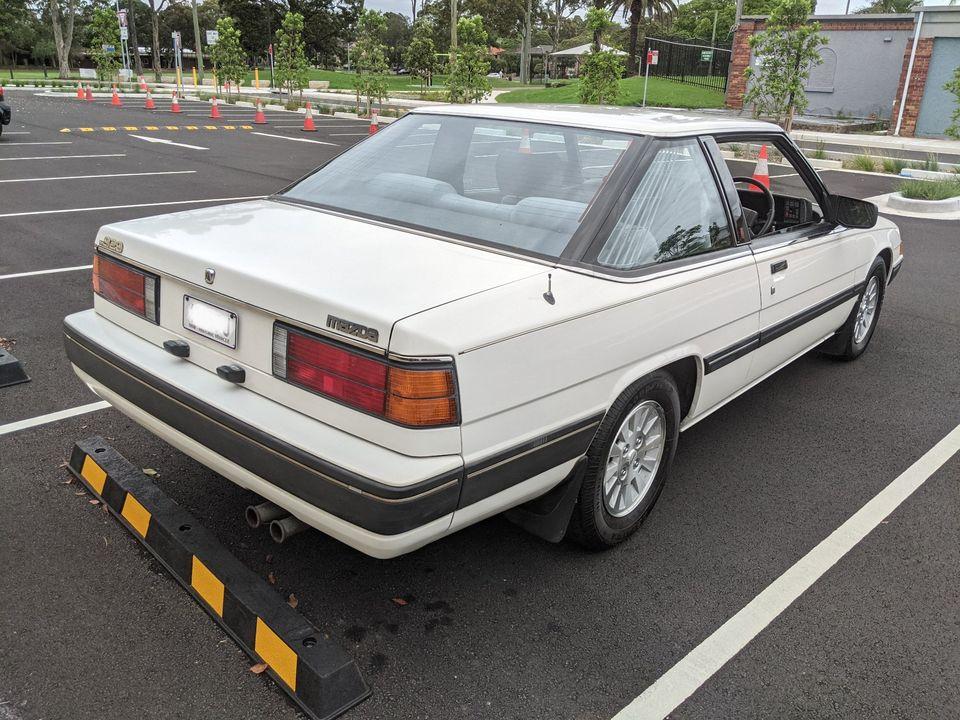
[76,82,84,99]
[209,96,221,119]
[301,102,316,132]
[253,99,267,125]
[138,75,148,91]
[111,85,122,106]
[170,92,181,113]
[751,144,770,191]
[144,89,155,110]
[84,84,94,102]
[518,127,531,154]
[368,111,379,135]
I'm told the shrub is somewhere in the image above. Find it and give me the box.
[881,157,908,175]
[812,140,826,160]
[845,154,876,172]
[909,154,939,171]
[898,177,960,200]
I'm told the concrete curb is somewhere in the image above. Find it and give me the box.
[809,158,844,170]
[899,168,958,181]
[886,192,960,213]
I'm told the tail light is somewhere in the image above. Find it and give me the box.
[93,253,159,324]
[272,323,458,427]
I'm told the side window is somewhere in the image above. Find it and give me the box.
[596,139,733,271]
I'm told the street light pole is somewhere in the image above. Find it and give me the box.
[191,0,204,84]
[450,0,458,61]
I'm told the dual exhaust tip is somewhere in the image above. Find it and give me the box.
[245,501,309,544]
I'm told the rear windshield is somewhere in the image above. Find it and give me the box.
[281,114,635,259]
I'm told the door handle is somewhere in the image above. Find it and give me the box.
[770,260,788,274]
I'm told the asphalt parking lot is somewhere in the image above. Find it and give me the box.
[1,88,958,720]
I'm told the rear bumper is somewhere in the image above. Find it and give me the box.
[63,310,463,556]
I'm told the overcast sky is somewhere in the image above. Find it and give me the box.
[362,0,924,21]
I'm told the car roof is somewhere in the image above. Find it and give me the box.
[411,103,783,137]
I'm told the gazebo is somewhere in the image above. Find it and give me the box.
[550,43,627,77]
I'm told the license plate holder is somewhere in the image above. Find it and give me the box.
[182,295,238,349]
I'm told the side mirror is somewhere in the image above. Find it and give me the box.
[828,194,878,229]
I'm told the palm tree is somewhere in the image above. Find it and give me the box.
[609,0,677,75]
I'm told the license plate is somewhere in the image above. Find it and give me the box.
[183,295,238,348]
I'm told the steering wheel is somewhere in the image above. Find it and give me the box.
[732,176,775,237]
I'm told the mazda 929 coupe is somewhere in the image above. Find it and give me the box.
[64,105,902,558]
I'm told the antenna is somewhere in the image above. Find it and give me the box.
[542,273,555,305]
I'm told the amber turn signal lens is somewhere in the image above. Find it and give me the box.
[386,367,455,399]
[385,395,458,427]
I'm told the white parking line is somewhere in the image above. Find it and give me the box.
[0,153,126,162]
[129,134,208,150]
[0,141,73,146]
[330,133,369,137]
[0,401,111,437]
[2,131,30,135]
[0,264,92,280]
[250,131,337,146]
[0,195,265,219]
[612,422,960,720]
[0,170,196,184]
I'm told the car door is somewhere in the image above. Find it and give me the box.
[578,136,762,419]
[712,134,864,383]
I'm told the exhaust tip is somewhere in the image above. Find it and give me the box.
[246,501,285,529]
[270,516,309,544]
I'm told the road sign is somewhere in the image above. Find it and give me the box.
[700,49,713,62]
[172,30,181,49]
[117,9,127,26]
[102,44,116,53]
[120,27,129,41]
[206,29,219,45]
[647,50,659,66]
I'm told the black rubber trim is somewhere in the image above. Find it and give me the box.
[703,282,864,375]
[64,325,462,535]
[888,260,902,286]
[459,413,603,508]
[703,334,761,374]
[759,283,864,345]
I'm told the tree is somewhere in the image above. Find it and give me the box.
[126,0,143,76]
[743,0,827,132]
[352,9,389,113]
[447,14,491,103]
[289,0,362,67]
[669,0,777,42]
[210,16,245,94]
[0,0,36,78]
[579,6,622,104]
[404,20,439,92]
[274,10,309,97]
[945,66,960,140]
[88,6,121,82]
[383,11,412,68]
[610,0,677,75]
[146,0,170,82]
[48,0,78,79]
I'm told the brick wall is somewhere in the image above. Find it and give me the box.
[890,37,934,137]
[724,16,916,110]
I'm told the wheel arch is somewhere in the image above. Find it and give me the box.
[603,353,702,428]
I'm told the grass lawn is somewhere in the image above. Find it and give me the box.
[496,75,725,109]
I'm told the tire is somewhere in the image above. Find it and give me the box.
[568,371,680,550]
[823,257,887,361]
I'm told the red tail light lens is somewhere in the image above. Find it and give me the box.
[93,253,159,323]
[272,323,458,427]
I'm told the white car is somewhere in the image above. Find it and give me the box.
[64,105,902,558]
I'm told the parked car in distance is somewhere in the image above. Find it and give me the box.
[64,105,902,558]
[0,86,12,136]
